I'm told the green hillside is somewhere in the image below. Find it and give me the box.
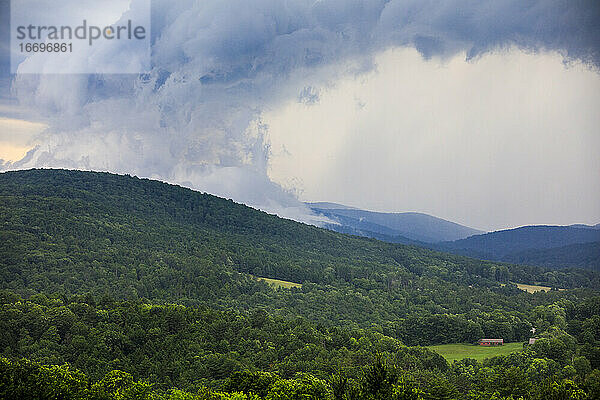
[1,169,600,399]
[0,169,598,342]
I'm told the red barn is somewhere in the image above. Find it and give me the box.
[478,339,503,346]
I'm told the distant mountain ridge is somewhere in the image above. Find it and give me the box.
[307,203,484,243]
[502,241,600,270]
[308,202,600,270]
[570,223,600,230]
[434,225,600,270]
[307,202,358,210]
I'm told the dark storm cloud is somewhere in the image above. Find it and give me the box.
[2,0,599,224]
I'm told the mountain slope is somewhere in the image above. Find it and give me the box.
[502,241,600,270]
[309,205,484,243]
[1,169,599,337]
[436,226,600,270]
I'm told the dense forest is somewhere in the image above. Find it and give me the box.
[502,242,600,271]
[1,291,599,399]
[1,169,600,399]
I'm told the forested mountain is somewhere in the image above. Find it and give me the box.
[435,226,600,270]
[308,204,600,271]
[502,242,600,271]
[1,169,597,299]
[308,204,483,243]
[2,169,600,399]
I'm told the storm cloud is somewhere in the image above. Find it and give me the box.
[3,0,600,225]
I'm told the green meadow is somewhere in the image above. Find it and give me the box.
[426,342,524,362]
[255,276,303,289]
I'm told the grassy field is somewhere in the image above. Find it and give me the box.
[254,276,302,289]
[500,282,565,293]
[426,342,523,362]
[514,283,565,293]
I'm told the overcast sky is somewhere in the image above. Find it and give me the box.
[0,0,599,231]
[265,47,600,230]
